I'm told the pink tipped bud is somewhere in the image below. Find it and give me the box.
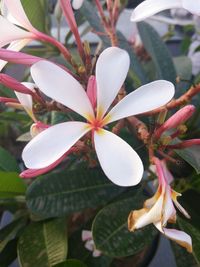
[20,152,67,178]
[60,0,85,59]
[0,74,34,95]
[87,75,97,109]
[167,139,200,149]
[154,105,196,139]
[0,97,18,104]
[30,121,49,138]
[0,48,41,66]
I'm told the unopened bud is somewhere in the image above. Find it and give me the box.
[154,105,195,139]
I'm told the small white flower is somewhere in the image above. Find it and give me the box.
[82,230,101,257]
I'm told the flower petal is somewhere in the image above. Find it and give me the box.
[132,194,164,229]
[182,0,200,15]
[2,0,34,31]
[106,80,175,124]
[0,15,34,48]
[22,121,90,169]
[31,61,94,120]
[72,0,84,9]
[162,186,176,225]
[82,230,92,242]
[15,82,36,121]
[155,222,192,253]
[131,0,182,22]
[0,39,32,71]
[96,47,130,119]
[94,129,143,186]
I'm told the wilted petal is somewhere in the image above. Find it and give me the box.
[0,39,32,71]
[106,80,175,124]
[22,121,90,169]
[131,194,163,230]
[31,61,94,120]
[131,0,182,22]
[2,0,34,31]
[182,0,200,15]
[96,47,130,119]
[0,15,34,48]
[171,190,190,219]
[155,222,192,253]
[94,129,143,186]
[72,0,84,9]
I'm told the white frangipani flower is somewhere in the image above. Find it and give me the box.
[22,47,175,187]
[131,0,200,22]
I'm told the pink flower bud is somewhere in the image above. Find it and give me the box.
[87,76,97,109]
[154,105,195,139]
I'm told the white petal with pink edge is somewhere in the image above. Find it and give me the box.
[182,0,200,15]
[94,129,143,187]
[131,0,182,22]
[22,121,90,169]
[155,222,192,253]
[2,0,34,31]
[0,39,32,71]
[31,61,94,121]
[106,80,175,124]
[0,15,34,48]
[96,47,130,119]
[72,0,84,9]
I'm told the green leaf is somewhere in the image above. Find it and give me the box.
[175,145,200,174]
[21,0,49,33]
[81,0,147,86]
[26,168,124,218]
[0,147,19,172]
[178,217,200,265]
[0,217,27,252]
[173,56,192,81]
[137,22,177,83]
[172,242,198,267]
[0,239,18,267]
[92,192,157,257]
[0,172,26,198]
[18,218,68,267]
[53,259,87,267]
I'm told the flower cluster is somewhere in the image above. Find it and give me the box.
[0,0,199,260]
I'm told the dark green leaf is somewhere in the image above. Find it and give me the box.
[138,22,177,83]
[178,217,200,265]
[0,217,27,252]
[175,145,200,174]
[53,259,87,267]
[0,239,18,267]
[18,218,68,267]
[0,172,26,198]
[92,192,157,257]
[26,168,124,218]
[0,147,19,172]
[172,242,198,267]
